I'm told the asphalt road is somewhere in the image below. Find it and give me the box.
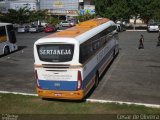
[90,31,160,104]
[0,31,160,105]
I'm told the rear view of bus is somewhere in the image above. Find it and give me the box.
[34,18,119,100]
[34,37,84,100]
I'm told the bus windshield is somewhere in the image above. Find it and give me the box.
[37,44,74,62]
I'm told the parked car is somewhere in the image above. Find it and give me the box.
[29,25,44,33]
[147,23,159,32]
[68,19,77,26]
[116,23,126,32]
[17,26,30,33]
[44,25,57,33]
[59,21,74,27]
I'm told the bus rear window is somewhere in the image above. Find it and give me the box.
[37,44,74,62]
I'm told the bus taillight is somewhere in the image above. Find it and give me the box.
[35,70,40,88]
[77,71,82,90]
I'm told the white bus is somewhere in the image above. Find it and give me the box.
[0,23,18,56]
[34,18,119,100]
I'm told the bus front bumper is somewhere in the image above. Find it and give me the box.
[37,87,85,100]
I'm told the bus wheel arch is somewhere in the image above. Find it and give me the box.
[4,46,10,55]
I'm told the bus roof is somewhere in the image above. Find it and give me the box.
[46,18,110,38]
[0,23,12,26]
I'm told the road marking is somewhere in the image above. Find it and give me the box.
[0,90,160,108]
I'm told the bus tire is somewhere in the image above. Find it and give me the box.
[4,46,10,55]
[94,72,99,88]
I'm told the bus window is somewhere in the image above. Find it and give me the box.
[0,26,7,43]
[37,44,74,62]
[80,41,93,64]
[6,25,16,44]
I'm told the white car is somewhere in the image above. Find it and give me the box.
[116,23,126,32]
[29,25,44,33]
[147,23,159,32]
[59,21,73,27]
[17,26,30,33]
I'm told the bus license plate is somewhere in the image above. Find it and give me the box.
[55,93,62,96]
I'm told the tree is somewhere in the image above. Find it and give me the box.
[36,10,48,22]
[76,13,96,22]
[105,0,130,21]
[46,17,59,25]
[130,0,160,24]
[0,7,48,25]
[153,9,160,22]
[93,0,114,17]
[140,0,160,23]
[0,7,30,24]
[94,0,130,21]
[94,0,160,24]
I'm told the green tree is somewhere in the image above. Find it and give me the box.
[94,0,130,21]
[0,7,48,25]
[29,9,48,24]
[0,7,30,24]
[153,9,160,22]
[94,0,160,23]
[105,0,130,21]
[93,0,114,17]
[76,13,96,22]
[36,9,48,22]
[130,0,160,24]
[46,17,59,25]
[10,7,29,24]
[140,0,160,23]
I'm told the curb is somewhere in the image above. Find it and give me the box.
[0,91,160,108]
[0,91,38,96]
[86,99,160,109]
[126,30,147,31]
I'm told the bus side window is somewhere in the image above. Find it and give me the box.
[92,41,97,51]
[0,26,7,43]
[101,36,106,45]
[80,42,93,63]
[6,25,17,44]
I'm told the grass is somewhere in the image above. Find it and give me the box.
[0,93,160,114]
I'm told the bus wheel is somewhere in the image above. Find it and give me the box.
[4,46,10,55]
[94,73,99,88]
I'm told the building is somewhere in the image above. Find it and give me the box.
[40,0,79,17]
[10,0,38,11]
[0,0,39,13]
[0,0,95,17]
[0,0,9,13]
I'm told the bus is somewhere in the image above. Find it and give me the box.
[34,18,119,100]
[0,23,18,56]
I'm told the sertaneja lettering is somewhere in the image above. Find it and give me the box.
[40,49,71,55]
